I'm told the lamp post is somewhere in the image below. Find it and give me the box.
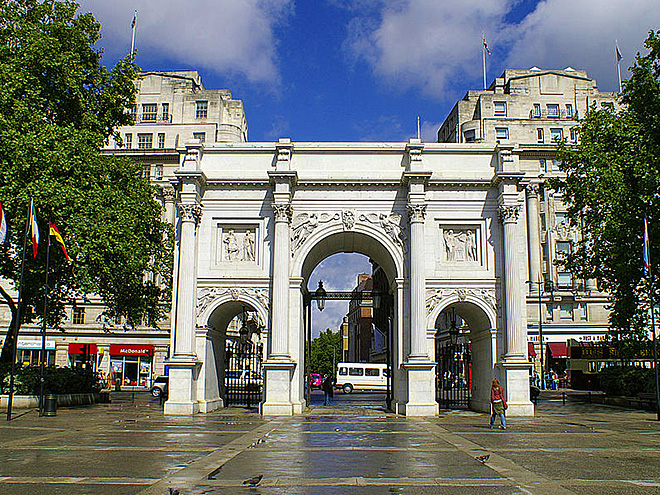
[527,280,554,390]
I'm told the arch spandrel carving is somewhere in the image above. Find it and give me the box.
[426,287,497,330]
[197,286,270,327]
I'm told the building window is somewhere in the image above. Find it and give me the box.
[495,127,509,140]
[532,103,541,118]
[550,128,564,142]
[540,213,547,231]
[141,103,157,122]
[128,105,136,120]
[137,133,153,149]
[565,104,573,118]
[193,132,206,143]
[570,128,578,142]
[555,212,567,225]
[537,128,544,143]
[540,159,547,172]
[464,129,476,142]
[551,159,561,172]
[73,307,85,325]
[157,133,165,149]
[557,272,572,288]
[196,100,208,119]
[577,303,588,321]
[124,133,132,149]
[556,241,571,261]
[547,104,560,118]
[155,164,163,180]
[559,303,574,320]
[494,101,507,116]
[545,303,554,321]
[161,103,169,121]
[142,164,151,179]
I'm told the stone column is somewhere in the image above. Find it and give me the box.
[525,183,542,289]
[499,204,526,359]
[408,203,428,359]
[270,202,293,357]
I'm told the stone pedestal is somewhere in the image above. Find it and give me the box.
[402,361,439,416]
[261,360,296,416]
[500,360,535,416]
[164,358,201,415]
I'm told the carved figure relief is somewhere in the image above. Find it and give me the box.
[291,212,339,255]
[219,227,258,263]
[359,212,404,247]
[442,228,478,263]
[426,288,496,317]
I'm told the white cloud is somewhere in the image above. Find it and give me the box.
[78,0,293,83]
[343,0,660,97]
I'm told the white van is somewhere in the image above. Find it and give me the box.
[336,363,388,393]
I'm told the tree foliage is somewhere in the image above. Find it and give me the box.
[310,329,342,376]
[0,0,173,362]
[551,30,660,352]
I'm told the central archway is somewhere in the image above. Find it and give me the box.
[290,222,405,412]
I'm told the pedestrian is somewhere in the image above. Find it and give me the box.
[489,377,507,430]
[321,374,334,406]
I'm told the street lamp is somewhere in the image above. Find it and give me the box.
[315,280,327,311]
[239,306,250,341]
[448,308,459,346]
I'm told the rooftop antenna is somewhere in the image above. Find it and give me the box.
[417,116,421,141]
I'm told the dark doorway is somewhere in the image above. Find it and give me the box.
[225,339,263,408]
[436,341,472,409]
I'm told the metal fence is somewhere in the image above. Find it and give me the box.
[436,342,471,409]
[225,340,263,408]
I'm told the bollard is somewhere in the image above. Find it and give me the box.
[588,391,592,403]
[562,392,566,405]
[43,395,57,417]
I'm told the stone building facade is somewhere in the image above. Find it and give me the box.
[437,68,618,381]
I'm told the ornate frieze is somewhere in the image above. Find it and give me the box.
[442,228,478,263]
[426,288,497,316]
[359,212,405,248]
[161,187,176,202]
[342,210,355,230]
[291,212,339,254]
[197,287,270,317]
[498,204,520,223]
[178,204,202,224]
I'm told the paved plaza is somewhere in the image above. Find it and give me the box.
[0,391,658,494]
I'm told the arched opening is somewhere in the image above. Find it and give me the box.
[204,300,266,410]
[293,227,403,412]
[433,300,495,413]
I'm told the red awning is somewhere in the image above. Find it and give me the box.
[547,342,567,358]
[109,344,154,356]
[68,343,98,355]
[527,342,537,357]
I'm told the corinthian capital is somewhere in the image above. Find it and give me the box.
[498,204,520,223]
[179,204,202,224]
[272,202,293,223]
[407,203,427,223]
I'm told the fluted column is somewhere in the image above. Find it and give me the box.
[499,204,526,358]
[271,202,292,358]
[408,203,428,359]
[525,184,542,288]
[174,203,201,358]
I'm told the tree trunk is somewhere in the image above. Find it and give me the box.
[0,285,18,364]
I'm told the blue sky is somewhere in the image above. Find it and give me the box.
[79,0,659,336]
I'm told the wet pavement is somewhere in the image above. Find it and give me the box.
[0,390,658,494]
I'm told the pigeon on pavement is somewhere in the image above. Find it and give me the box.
[475,454,490,464]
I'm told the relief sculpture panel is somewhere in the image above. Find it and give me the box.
[441,227,478,263]
[217,226,257,263]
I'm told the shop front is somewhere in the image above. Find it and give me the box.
[109,344,155,388]
[68,343,99,370]
[4,339,57,367]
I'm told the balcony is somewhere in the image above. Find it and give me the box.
[528,109,578,120]
[132,113,173,124]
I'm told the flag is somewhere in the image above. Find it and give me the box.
[49,223,71,262]
[0,201,7,245]
[131,10,137,28]
[615,41,622,63]
[483,37,492,56]
[643,216,651,277]
[29,199,39,258]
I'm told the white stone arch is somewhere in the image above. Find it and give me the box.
[427,289,498,413]
[291,220,404,283]
[193,288,270,413]
[288,220,405,411]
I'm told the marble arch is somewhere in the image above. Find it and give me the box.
[164,139,535,417]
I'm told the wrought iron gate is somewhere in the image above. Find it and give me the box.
[436,342,471,409]
[225,340,263,408]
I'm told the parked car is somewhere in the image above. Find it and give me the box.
[309,373,322,389]
[150,376,168,398]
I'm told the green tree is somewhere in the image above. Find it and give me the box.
[0,0,173,363]
[551,30,660,355]
[310,328,341,376]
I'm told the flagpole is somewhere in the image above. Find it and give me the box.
[130,10,138,56]
[6,203,31,421]
[417,116,421,140]
[39,217,52,417]
[482,32,487,90]
[616,40,622,93]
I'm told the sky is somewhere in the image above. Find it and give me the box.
[78,0,660,337]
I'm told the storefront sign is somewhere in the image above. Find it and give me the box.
[0,339,56,350]
[68,343,98,355]
[109,344,155,356]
